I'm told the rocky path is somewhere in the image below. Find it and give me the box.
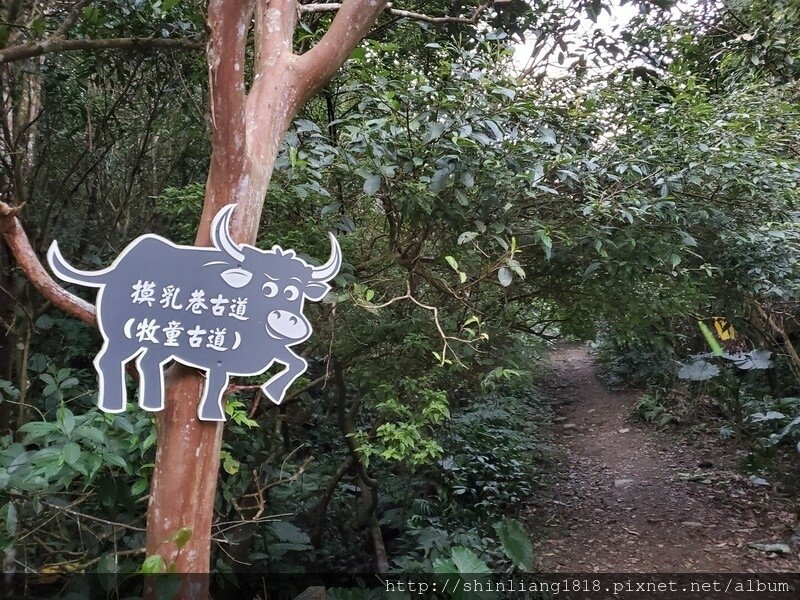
[533,343,800,572]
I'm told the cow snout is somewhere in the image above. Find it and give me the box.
[267,310,310,340]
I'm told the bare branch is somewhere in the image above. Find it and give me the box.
[0,36,204,64]
[0,202,96,327]
[358,278,478,366]
[40,498,145,532]
[300,1,509,24]
[54,0,94,39]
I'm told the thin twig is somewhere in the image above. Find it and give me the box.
[301,1,510,24]
[41,500,146,532]
[356,278,478,366]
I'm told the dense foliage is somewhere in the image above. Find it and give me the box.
[0,0,799,594]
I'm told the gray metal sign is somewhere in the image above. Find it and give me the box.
[47,204,340,421]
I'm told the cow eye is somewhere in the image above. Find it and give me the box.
[284,285,299,301]
[262,282,278,297]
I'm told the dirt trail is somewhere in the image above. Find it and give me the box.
[533,343,800,573]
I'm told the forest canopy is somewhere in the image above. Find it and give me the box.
[0,0,798,594]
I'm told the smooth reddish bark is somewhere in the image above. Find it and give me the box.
[144,1,388,588]
[4,0,393,590]
[0,205,96,326]
[0,0,503,591]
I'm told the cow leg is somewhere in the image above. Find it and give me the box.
[198,369,229,421]
[261,350,308,405]
[94,346,129,413]
[135,352,165,411]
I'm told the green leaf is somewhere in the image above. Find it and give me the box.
[349,47,366,61]
[723,349,773,370]
[5,503,17,535]
[35,314,53,330]
[83,6,102,25]
[102,453,129,470]
[267,542,313,557]
[538,232,553,259]
[60,377,79,389]
[450,547,491,574]
[173,527,192,549]
[269,521,311,545]
[426,122,445,142]
[445,256,459,272]
[751,411,786,422]
[458,231,478,245]
[583,262,601,277]
[57,405,75,435]
[321,202,341,217]
[491,86,516,100]
[221,452,239,475]
[154,575,181,600]
[142,431,157,452]
[114,416,134,434]
[141,554,167,574]
[77,426,106,445]
[430,169,451,193]
[498,267,512,287]
[677,360,720,381]
[494,518,534,571]
[432,557,458,574]
[131,478,149,496]
[30,17,45,37]
[363,175,381,196]
[63,442,81,465]
[19,421,55,439]
[99,553,119,574]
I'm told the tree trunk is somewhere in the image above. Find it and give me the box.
[144,365,224,569]
[143,4,388,587]
[0,55,43,432]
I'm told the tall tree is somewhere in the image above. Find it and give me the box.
[0,0,514,584]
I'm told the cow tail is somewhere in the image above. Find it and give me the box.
[47,240,108,288]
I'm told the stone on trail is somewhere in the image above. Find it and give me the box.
[614,479,634,488]
[748,543,791,554]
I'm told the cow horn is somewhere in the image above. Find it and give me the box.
[311,232,342,281]
[211,204,245,263]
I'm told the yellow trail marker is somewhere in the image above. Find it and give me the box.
[713,317,736,341]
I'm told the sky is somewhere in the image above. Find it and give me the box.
[512,1,642,75]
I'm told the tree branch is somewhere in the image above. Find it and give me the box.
[198,0,255,245]
[254,0,297,74]
[0,37,204,64]
[295,0,389,102]
[0,202,96,327]
[54,0,94,39]
[300,1,509,24]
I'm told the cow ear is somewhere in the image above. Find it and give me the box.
[221,268,253,289]
[304,282,330,301]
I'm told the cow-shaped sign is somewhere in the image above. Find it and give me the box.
[47,204,340,421]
